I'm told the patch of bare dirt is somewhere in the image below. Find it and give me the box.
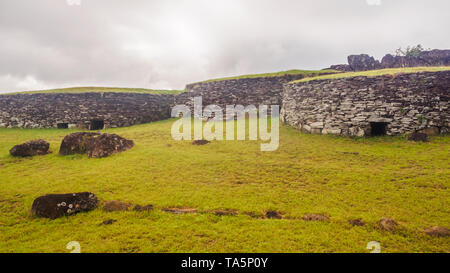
[423,226,450,237]
[99,219,117,226]
[208,209,239,216]
[242,211,264,219]
[265,210,283,219]
[303,214,330,222]
[379,218,398,231]
[162,207,198,214]
[192,140,210,146]
[133,204,154,212]
[103,200,132,212]
[348,218,365,226]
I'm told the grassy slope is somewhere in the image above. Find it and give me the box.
[292,66,450,83]
[193,69,339,84]
[0,120,448,253]
[1,87,184,95]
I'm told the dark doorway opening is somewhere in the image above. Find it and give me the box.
[370,122,388,136]
[57,123,69,129]
[89,120,104,130]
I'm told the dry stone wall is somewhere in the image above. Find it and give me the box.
[174,74,318,117]
[0,92,174,129]
[281,71,450,136]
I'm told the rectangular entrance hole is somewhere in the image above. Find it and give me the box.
[89,120,104,130]
[57,123,69,129]
[370,122,388,136]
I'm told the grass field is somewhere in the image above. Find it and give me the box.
[1,87,184,96]
[194,69,339,84]
[0,119,449,253]
[293,66,450,83]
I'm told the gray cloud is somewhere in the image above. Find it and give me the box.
[0,0,449,92]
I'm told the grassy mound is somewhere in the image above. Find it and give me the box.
[0,120,448,252]
[292,66,450,83]
[1,87,184,96]
[193,69,339,84]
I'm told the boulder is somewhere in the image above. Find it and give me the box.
[348,54,381,71]
[10,139,50,157]
[86,133,134,158]
[419,127,440,136]
[31,192,98,219]
[59,132,134,158]
[408,132,429,142]
[59,132,100,155]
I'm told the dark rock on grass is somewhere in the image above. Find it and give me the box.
[133,204,154,212]
[10,139,50,157]
[31,192,98,219]
[423,226,450,237]
[348,218,365,226]
[408,132,429,142]
[303,214,330,222]
[265,210,283,219]
[99,219,117,226]
[192,140,210,146]
[59,132,134,158]
[86,133,134,158]
[103,200,132,212]
[379,218,398,231]
[162,207,198,214]
[59,132,100,155]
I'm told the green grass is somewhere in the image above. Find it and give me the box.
[292,66,450,83]
[0,120,449,253]
[193,69,339,84]
[1,87,185,96]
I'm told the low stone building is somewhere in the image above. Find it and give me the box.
[0,92,174,129]
[281,71,450,136]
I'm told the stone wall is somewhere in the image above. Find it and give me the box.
[281,71,450,136]
[0,92,174,129]
[174,74,321,116]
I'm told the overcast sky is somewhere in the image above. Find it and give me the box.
[0,0,449,93]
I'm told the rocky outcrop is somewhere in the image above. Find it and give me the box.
[282,71,450,136]
[0,92,174,129]
[329,64,352,72]
[31,192,98,219]
[9,139,50,157]
[348,54,381,71]
[381,49,450,68]
[330,49,450,72]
